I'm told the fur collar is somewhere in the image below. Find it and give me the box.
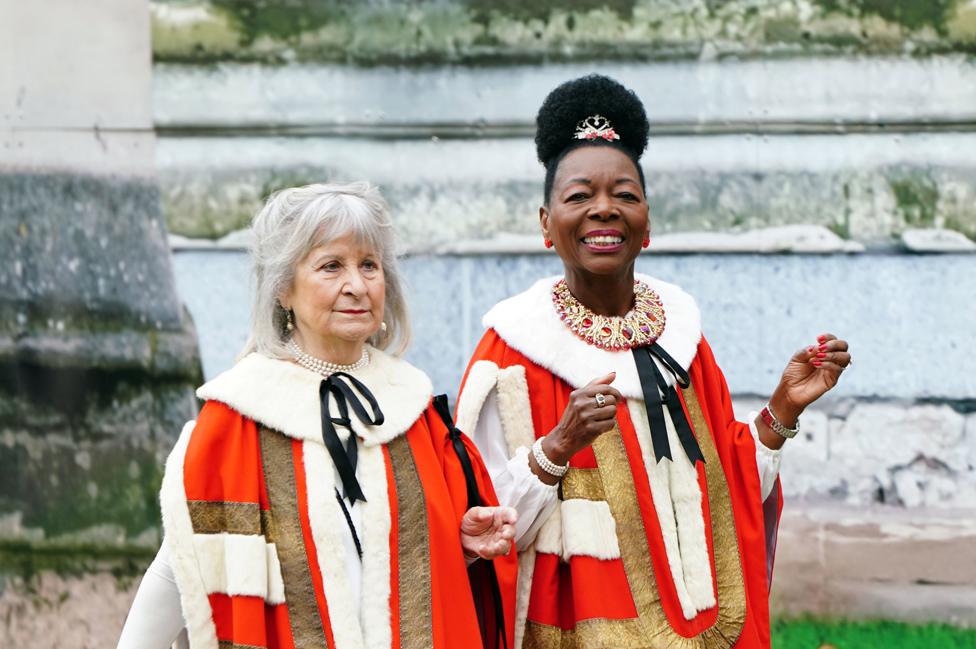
[197,347,432,447]
[482,273,701,400]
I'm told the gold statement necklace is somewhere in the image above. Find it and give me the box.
[552,278,666,351]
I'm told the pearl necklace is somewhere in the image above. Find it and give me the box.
[287,339,369,377]
[552,278,666,351]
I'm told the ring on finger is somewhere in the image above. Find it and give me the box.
[595,393,607,408]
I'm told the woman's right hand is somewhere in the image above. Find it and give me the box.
[531,372,621,483]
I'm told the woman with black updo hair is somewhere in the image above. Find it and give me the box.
[454,75,851,648]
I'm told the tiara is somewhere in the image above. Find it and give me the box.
[574,114,620,142]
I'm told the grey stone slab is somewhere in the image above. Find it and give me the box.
[902,228,976,253]
[154,58,976,128]
[0,173,183,335]
[1,0,152,130]
[173,251,976,402]
[156,134,976,243]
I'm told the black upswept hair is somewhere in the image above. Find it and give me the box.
[535,75,650,204]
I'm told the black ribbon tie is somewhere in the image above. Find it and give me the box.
[632,343,705,466]
[319,372,384,506]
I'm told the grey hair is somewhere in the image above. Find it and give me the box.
[240,181,411,360]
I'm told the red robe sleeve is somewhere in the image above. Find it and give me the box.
[690,336,784,590]
[422,403,518,649]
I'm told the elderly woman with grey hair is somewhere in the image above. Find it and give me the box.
[117,182,518,649]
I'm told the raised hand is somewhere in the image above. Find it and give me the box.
[779,333,851,412]
[543,372,622,464]
[460,506,518,560]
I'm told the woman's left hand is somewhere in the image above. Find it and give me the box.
[777,332,852,416]
[460,506,517,561]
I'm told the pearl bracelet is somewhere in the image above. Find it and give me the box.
[532,437,569,478]
[760,403,800,439]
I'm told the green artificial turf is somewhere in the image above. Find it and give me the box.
[772,619,976,649]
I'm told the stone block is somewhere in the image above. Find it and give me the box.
[770,503,976,626]
[1,0,152,130]
[902,228,976,253]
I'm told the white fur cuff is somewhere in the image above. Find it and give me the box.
[193,533,287,605]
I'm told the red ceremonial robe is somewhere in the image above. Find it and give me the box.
[455,274,782,649]
[160,348,517,649]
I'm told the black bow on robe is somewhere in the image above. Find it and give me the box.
[632,343,705,466]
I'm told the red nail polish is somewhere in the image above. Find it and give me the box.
[808,346,815,353]
[817,352,826,358]
[818,335,826,343]
[819,344,827,351]
[813,360,822,367]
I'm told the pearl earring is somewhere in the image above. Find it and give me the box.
[285,309,295,331]
[380,321,388,333]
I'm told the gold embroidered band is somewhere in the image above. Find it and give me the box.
[524,384,747,648]
[260,427,329,648]
[188,500,274,538]
[388,434,434,649]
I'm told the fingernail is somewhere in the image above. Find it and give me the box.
[808,346,815,353]
[817,352,826,358]
[818,335,826,343]
[813,360,822,367]
[819,344,827,351]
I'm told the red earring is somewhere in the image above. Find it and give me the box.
[642,235,650,249]
[544,238,553,249]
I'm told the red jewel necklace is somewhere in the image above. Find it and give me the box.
[551,278,666,351]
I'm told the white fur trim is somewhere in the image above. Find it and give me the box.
[455,361,499,436]
[197,347,432,447]
[302,440,366,649]
[482,274,702,399]
[627,400,715,619]
[495,365,536,453]
[191,533,286,605]
[159,420,219,649]
[533,502,562,556]
[513,548,537,649]
[559,499,621,561]
[266,543,286,604]
[357,442,393,649]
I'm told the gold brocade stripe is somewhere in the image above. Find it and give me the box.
[388,435,434,649]
[681,386,748,647]
[561,467,605,501]
[259,428,329,649]
[188,500,274,538]
[526,384,747,649]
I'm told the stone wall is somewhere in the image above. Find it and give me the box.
[0,0,198,645]
[149,0,976,64]
[2,0,974,646]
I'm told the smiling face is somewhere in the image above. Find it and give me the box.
[281,231,385,359]
[541,145,649,278]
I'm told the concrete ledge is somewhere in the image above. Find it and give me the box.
[902,228,976,253]
[772,503,976,626]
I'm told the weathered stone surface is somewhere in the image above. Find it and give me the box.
[148,0,976,65]
[0,0,200,551]
[156,135,976,243]
[1,0,155,177]
[0,572,146,649]
[770,503,976,626]
[902,227,976,252]
[832,403,973,507]
[173,250,976,404]
[155,58,976,129]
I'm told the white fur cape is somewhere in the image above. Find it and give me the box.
[482,273,702,400]
[162,348,432,649]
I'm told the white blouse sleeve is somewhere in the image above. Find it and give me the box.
[473,388,559,550]
[117,543,186,649]
[748,415,783,501]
